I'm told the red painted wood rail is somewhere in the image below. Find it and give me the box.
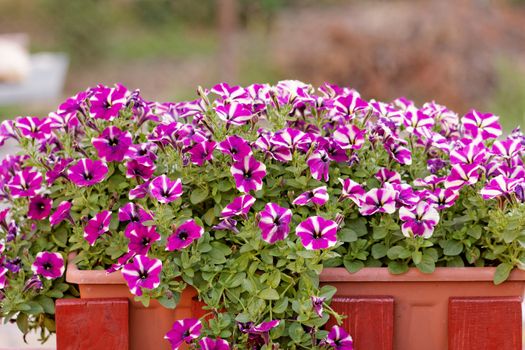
[326,296,394,350]
[56,298,128,350]
[448,296,523,350]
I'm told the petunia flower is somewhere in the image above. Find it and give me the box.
[427,158,447,174]
[22,274,43,292]
[307,150,331,181]
[217,135,252,161]
[215,102,253,126]
[385,139,412,165]
[118,203,153,224]
[239,320,280,347]
[149,175,183,203]
[46,158,72,185]
[212,218,239,234]
[89,84,128,121]
[480,175,521,200]
[7,168,42,198]
[491,139,522,160]
[129,182,150,200]
[402,108,434,134]
[374,168,402,185]
[50,201,73,226]
[28,195,53,220]
[271,128,311,153]
[0,266,8,288]
[188,141,216,166]
[325,325,354,350]
[124,223,160,254]
[31,252,65,280]
[449,141,486,165]
[427,188,459,210]
[126,158,156,180]
[293,186,329,206]
[254,132,292,162]
[444,163,480,190]
[230,156,266,193]
[122,255,162,296]
[198,337,230,350]
[296,216,338,250]
[359,187,397,216]
[333,124,366,150]
[398,201,439,238]
[311,296,326,318]
[221,194,255,219]
[332,93,368,119]
[258,203,292,244]
[67,159,108,187]
[92,126,133,162]
[164,318,202,350]
[84,210,112,246]
[462,110,502,140]
[166,219,204,251]
[338,178,365,205]
[15,116,52,139]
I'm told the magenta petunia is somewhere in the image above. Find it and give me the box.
[254,132,292,162]
[129,182,150,200]
[198,337,230,350]
[427,188,459,210]
[89,84,128,121]
[28,195,53,220]
[491,139,522,160]
[325,325,354,350]
[149,175,183,203]
[165,318,202,350]
[271,128,311,153]
[126,223,161,254]
[221,194,255,218]
[230,156,266,193]
[31,252,64,280]
[296,216,338,250]
[307,150,331,182]
[67,159,108,187]
[402,108,434,134]
[374,168,402,185]
[50,201,73,226]
[449,141,486,165]
[480,175,521,200]
[332,93,368,118]
[188,141,216,166]
[444,163,480,190]
[217,135,252,161]
[338,178,365,205]
[359,187,397,216]
[212,218,239,234]
[15,116,52,139]
[399,201,439,238]
[293,186,329,206]
[462,110,502,140]
[46,158,72,185]
[311,296,326,318]
[122,255,162,296]
[258,203,292,244]
[333,124,366,150]
[118,203,153,224]
[7,168,42,198]
[84,210,112,246]
[126,158,156,180]
[385,139,412,165]
[166,219,204,251]
[92,126,133,162]
[215,102,253,126]
[0,266,8,289]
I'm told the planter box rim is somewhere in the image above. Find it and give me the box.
[320,267,525,282]
[66,253,126,285]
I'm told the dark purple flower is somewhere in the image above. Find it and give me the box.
[89,84,128,121]
[218,135,252,161]
[50,201,73,226]
[118,203,153,224]
[239,320,280,347]
[296,216,338,250]
[221,194,255,218]
[325,325,354,350]
[15,116,52,139]
[399,201,439,238]
[359,187,397,216]
[149,175,183,203]
[122,255,162,296]
[126,223,161,254]
[215,102,253,126]
[166,219,204,251]
[258,203,292,244]
[339,178,365,205]
[198,337,230,350]
[5,257,21,273]
[164,318,202,350]
[462,110,502,140]
[333,124,366,150]
[307,150,331,181]
[67,159,108,187]
[8,168,42,198]
[427,158,447,174]
[311,296,326,318]
[31,252,64,280]
[293,186,329,206]
[230,156,266,193]
[92,126,133,162]
[212,218,239,233]
[28,195,53,220]
[188,141,216,166]
[22,274,43,292]
[84,210,112,245]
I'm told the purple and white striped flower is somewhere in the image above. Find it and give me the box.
[165,318,202,350]
[122,255,162,296]
[118,203,153,224]
[230,156,266,193]
[92,126,133,162]
[0,267,8,289]
[217,135,252,161]
[332,93,368,118]
[15,116,52,139]
[449,141,486,165]
[149,175,183,203]
[311,296,326,318]
[67,159,108,187]
[271,128,311,153]
[188,141,216,166]
[307,150,331,181]
[126,223,161,254]
[293,186,329,206]
[491,139,522,160]
[221,194,255,218]
[89,84,128,121]
[402,108,434,134]
[359,187,397,216]
[338,178,365,205]
[166,219,204,251]
[444,163,480,190]
[215,102,253,126]
[31,252,64,280]
[254,132,292,162]
[198,337,230,350]
[50,201,73,226]
[325,325,354,350]
[399,201,439,238]
[7,168,42,198]
[385,140,412,165]
[375,168,402,185]
[462,110,502,140]
[427,188,459,210]
[84,210,112,246]
[258,203,292,244]
[28,195,52,220]
[296,216,338,250]
[480,175,521,200]
[212,218,239,234]
[126,158,156,180]
[333,125,366,150]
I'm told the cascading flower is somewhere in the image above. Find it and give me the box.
[338,178,365,205]
[333,124,366,150]
[50,201,73,226]
[212,218,239,234]
[258,203,292,244]
[0,266,8,289]
[385,139,412,165]
[149,175,183,203]
[402,108,434,134]
[92,126,133,162]
[7,168,42,198]
[462,110,502,140]
[271,128,311,153]
[217,135,252,161]
[254,132,292,162]
[122,255,162,296]
[166,219,204,251]
[374,168,401,185]
[221,194,255,219]
[449,140,486,165]
[480,175,521,200]
[165,318,202,350]
[31,252,65,280]
[198,337,230,350]
[126,224,161,254]
[28,195,52,220]
[84,210,112,246]
[230,156,266,193]
[399,201,439,238]
[359,187,397,216]
[325,325,354,350]
[296,216,338,250]
[293,186,329,206]
[239,320,281,347]
[67,159,108,187]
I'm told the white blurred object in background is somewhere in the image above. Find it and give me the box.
[0,34,30,83]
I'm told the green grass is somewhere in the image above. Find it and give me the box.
[489,61,525,131]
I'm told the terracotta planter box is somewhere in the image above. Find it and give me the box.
[320,267,525,350]
[64,256,201,350]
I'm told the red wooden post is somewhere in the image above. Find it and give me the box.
[448,296,522,350]
[56,298,128,350]
[326,296,394,350]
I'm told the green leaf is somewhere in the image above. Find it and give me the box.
[372,226,388,240]
[16,313,28,334]
[347,218,368,237]
[288,322,304,343]
[158,294,179,309]
[35,296,55,314]
[339,228,358,243]
[494,263,513,285]
[26,301,45,315]
[388,261,408,274]
[343,258,364,273]
[371,243,387,259]
[443,240,463,256]
[190,187,209,204]
[416,254,435,274]
[502,229,520,243]
[412,251,422,265]
[259,288,280,300]
[387,246,410,260]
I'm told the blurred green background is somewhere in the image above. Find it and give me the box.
[1,0,525,130]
